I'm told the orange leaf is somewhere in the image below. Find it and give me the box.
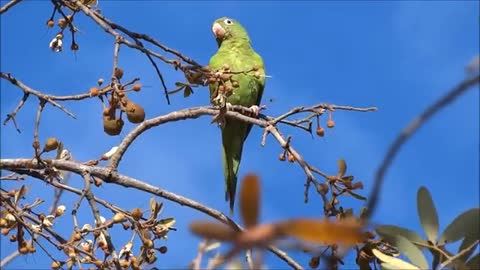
[240,173,260,228]
[189,221,237,241]
[278,218,366,246]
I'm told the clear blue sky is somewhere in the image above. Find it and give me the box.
[1,1,478,269]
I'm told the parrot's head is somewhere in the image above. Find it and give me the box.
[212,17,250,46]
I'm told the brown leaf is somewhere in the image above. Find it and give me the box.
[337,159,347,177]
[240,173,260,228]
[190,221,237,241]
[278,217,366,246]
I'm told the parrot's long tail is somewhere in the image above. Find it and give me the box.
[221,120,248,215]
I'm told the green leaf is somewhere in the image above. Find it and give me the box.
[373,249,420,270]
[347,190,367,201]
[457,237,479,265]
[376,225,427,247]
[417,186,439,243]
[438,208,480,244]
[466,253,480,269]
[183,85,193,98]
[175,82,186,87]
[337,159,347,177]
[394,235,429,269]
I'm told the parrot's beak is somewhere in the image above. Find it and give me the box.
[212,23,225,39]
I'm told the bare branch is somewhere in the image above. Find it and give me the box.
[0,158,303,269]
[366,74,480,219]
[0,0,22,14]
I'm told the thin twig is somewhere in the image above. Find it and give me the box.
[0,0,22,14]
[366,74,480,219]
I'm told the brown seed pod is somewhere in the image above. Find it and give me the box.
[72,232,82,242]
[232,80,240,88]
[288,153,295,163]
[114,68,124,79]
[132,84,142,92]
[71,43,79,51]
[159,246,167,254]
[103,117,124,136]
[131,208,143,221]
[44,137,59,152]
[316,127,325,137]
[220,73,231,81]
[32,140,40,150]
[57,18,67,29]
[278,153,286,161]
[125,101,145,124]
[327,119,335,128]
[19,245,29,254]
[47,20,54,28]
[51,261,62,269]
[89,87,100,97]
[309,256,320,269]
[317,183,329,194]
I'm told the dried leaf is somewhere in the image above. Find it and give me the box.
[279,218,365,246]
[438,208,480,244]
[375,225,427,246]
[373,249,420,270]
[149,198,162,220]
[240,174,260,228]
[83,0,98,6]
[417,186,439,243]
[14,185,28,206]
[190,221,236,241]
[394,235,428,269]
[337,159,347,177]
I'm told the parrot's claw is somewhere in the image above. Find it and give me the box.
[211,102,231,128]
[249,105,260,117]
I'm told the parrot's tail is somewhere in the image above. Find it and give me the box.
[221,121,247,215]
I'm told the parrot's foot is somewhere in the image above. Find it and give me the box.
[211,102,231,128]
[248,105,261,117]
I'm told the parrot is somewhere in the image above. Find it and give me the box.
[209,17,266,214]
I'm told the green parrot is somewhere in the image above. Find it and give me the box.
[209,17,266,214]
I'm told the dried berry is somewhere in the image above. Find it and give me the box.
[132,84,141,92]
[278,153,286,161]
[288,153,295,163]
[47,20,54,28]
[327,119,335,128]
[71,43,79,51]
[316,127,325,137]
[90,87,100,97]
[114,68,124,79]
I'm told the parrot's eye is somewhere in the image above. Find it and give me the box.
[224,19,233,25]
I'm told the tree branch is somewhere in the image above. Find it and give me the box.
[366,74,480,219]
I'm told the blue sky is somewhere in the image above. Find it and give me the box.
[1,1,478,269]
